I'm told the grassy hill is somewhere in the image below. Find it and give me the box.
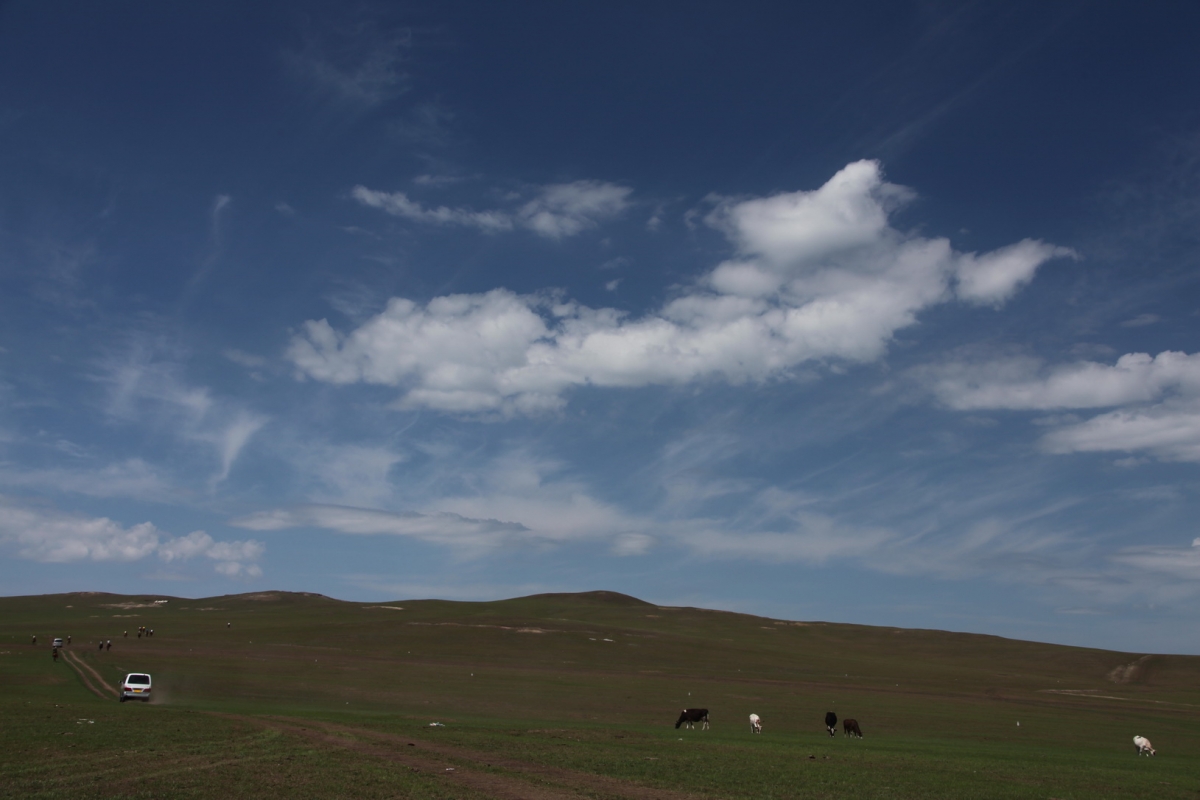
[3,590,1199,798]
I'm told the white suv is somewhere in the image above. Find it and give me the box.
[120,673,152,702]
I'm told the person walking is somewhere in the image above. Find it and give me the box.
[106,640,112,651]
[52,647,58,662]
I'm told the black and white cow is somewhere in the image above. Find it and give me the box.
[675,708,710,730]
[824,711,838,737]
[843,718,863,738]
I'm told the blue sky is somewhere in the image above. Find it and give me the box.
[2,1,1199,654]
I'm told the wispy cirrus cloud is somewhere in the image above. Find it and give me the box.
[231,504,530,551]
[1111,538,1200,581]
[350,179,632,238]
[98,340,268,485]
[283,22,412,111]
[296,161,1071,415]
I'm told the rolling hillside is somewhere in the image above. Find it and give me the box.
[3,590,1198,798]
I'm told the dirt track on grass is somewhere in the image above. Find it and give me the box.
[62,650,117,700]
[219,713,698,800]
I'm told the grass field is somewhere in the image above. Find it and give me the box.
[2,590,1198,798]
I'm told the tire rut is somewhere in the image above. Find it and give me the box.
[62,650,117,700]
[217,713,697,800]
[218,714,581,800]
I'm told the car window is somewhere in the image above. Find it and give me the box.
[127,675,150,685]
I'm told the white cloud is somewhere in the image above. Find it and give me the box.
[612,532,653,556]
[682,515,893,564]
[1111,539,1200,581]
[350,186,514,232]
[297,161,1070,415]
[231,504,530,551]
[300,444,406,508]
[0,498,263,576]
[516,180,632,239]
[0,502,161,563]
[954,238,1077,306]
[1042,404,1200,462]
[283,26,411,110]
[157,530,216,562]
[351,180,631,239]
[210,413,268,484]
[224,349,267,368]
[1121,313,1161,328]
[234,450,649,556]
[0,458,171,501]
[99,343,268,484]
[924,350,1200,462]
[926,351,1200,411]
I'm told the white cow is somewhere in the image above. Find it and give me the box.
[749,713,762,733]
[1133,735,1156,756]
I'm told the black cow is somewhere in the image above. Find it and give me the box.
[843,718,863,738]
[824,711,838,737]
[675,708,710,730]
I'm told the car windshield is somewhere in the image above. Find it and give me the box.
[127,675,150,685]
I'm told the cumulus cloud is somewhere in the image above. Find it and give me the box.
[351,180,631,239]
[296,161,1070,415]
[926,351,1200,410]
[0,498,263,575]
[954,239,1077,306]
[924,350,1200,462]
[1042,405,1200,462]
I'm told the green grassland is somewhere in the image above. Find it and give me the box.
[2,590,1198,798]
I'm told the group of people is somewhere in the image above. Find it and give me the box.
[41,624,163,663]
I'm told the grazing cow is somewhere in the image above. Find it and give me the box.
[749,713,762,733]
[1133,735,1156,756]
[675,708,710,730]
[825,711,838,737]
[843,719,863,738]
